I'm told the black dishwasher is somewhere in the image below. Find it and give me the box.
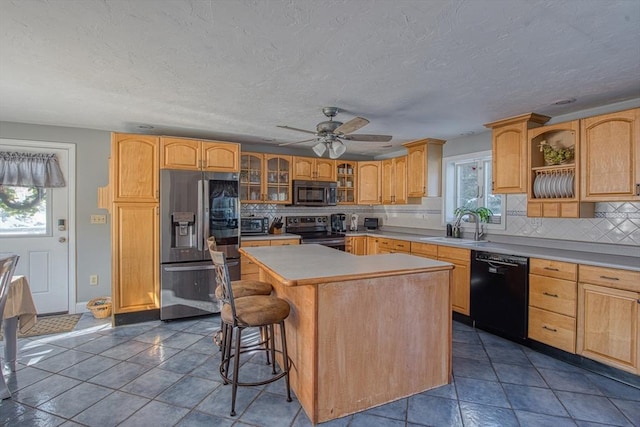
[471,251,529,342]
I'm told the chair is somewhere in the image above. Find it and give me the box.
[0,254,20,400]
[206,237,272,348]
[211,250,292,416]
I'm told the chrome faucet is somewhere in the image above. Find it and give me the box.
[456,211,485,241]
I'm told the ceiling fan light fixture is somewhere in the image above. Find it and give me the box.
[328,140,346,159]
[312,141,327,157]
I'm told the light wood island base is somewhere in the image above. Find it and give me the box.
[240,245,453,424]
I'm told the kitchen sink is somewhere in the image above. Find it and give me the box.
[419,236,489,246]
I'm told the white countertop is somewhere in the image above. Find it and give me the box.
[241,233,301,241]
[240,244,452,285]
[346,230,640,271]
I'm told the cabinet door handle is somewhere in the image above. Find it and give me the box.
[543,292,559,298]
[542,325,557,332]
[599,275,619,281]
[544,267,559,271]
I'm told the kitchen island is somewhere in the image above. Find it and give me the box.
[239,244,454,424]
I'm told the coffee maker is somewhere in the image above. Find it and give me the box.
[330,213,347,233]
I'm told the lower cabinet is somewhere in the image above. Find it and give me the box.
[577,265,640,374]
[112,202,159,314]
[437,246,471,316]
[528,258,577,353]
[346,236,367,255]
[240,238,299,280]
[376,237,410,254]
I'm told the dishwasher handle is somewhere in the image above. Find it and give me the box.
[475,257,520,268]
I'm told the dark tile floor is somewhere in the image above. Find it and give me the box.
[1,314,639,426]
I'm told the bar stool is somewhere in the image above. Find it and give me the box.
[210,250,292,416]
[207,237,272,347]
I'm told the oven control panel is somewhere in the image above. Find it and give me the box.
[286,216,328,227]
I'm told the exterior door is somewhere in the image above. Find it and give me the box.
[0,139,74,314]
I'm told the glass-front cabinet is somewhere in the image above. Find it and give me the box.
[336,161,357,204]
[240,152,291,203]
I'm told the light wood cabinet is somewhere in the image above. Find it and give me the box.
[357,161,382,205]
[528,258,578,353]
[160,137,240,172]
[580,108,640,201]
[110,133,160,320]
[111,133,159,202]
[527,120,594,218]
[577,265,640,374]
[366,236,380,254]
[381,156,407,204]
[410,242,438,259]
[112,202,159,314]
[345,236,366,255]
[404,138,446,198]
[336,161,357,204]
[484,113,550,194]
[292,156,336,181]
[437,246,471,316]
[240,238,299,280]
[376,237,410,254]
[239,152,291,203]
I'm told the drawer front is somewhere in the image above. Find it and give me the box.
[530,258,577,281]
[579,264,640,292]
[529,275,577,317]
[270,238,299,246]
[241,257,259,275]
[528,306,576,353]
[241,240,271,247]
[392,240,410,253]
[437,245,470,262]
[377,238,393,249]
[411,242,438,258]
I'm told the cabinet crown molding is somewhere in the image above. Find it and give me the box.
[484,113,551,129]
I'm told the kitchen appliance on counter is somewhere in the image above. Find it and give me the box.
[330,213,347,233]
[350,213,359,231]
[364,217,379,230]
[241,217,269,236]
[471,251,529,342]
[292,180,337,206]
[286,215,345,251]
[160,170,240,320]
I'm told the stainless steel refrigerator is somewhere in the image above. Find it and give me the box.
[160,169,240,320]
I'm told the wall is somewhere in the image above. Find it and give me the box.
[0,122,112,305]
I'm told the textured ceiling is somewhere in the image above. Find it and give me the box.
[1,0,639,157]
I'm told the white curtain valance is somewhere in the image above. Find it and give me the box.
[0,151,66,188]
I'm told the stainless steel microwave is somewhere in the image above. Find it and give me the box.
[292,180,337,206]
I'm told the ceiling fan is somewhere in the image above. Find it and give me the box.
[277,107,392,159]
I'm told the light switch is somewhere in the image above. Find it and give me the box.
[91,215,107,224]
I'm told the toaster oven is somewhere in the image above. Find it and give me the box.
[240,217,269,235]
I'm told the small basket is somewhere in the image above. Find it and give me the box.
[87,297,112,319]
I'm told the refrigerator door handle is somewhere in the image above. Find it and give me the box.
[163,264,216,272]
[203,178,210,250]
[197,179,204,251]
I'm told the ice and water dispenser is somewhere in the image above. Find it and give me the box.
[171,212,196,248]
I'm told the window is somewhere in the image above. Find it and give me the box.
[0,186,49,236]
[444,151,505,229]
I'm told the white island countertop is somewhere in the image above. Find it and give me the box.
[240,244,453,286]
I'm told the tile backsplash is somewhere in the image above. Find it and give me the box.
[242,196,640,248]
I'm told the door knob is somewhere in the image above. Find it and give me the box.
[58,237,67,243]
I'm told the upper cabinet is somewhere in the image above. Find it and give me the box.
[485,114,550,194]
[111,133,159,202]
[240,153,291,203]
[381,156,407,204]
[357,161,382,205]
[336,161,357,204]
[404,139,446,198]
[160,137,240,172]
[527,120,594,218]
[292,156,336,181]
[580,108,640,202]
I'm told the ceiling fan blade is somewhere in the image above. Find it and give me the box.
[341,134,393,142]
[276,125,316,135]
[278,138,317,146]
[334,117,369,135]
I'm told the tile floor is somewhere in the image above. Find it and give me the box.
[1,314,639,427]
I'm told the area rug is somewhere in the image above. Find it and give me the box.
[0,314,82,339]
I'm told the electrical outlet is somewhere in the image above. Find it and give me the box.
[91,215,106,224]
[89,274,98,285]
